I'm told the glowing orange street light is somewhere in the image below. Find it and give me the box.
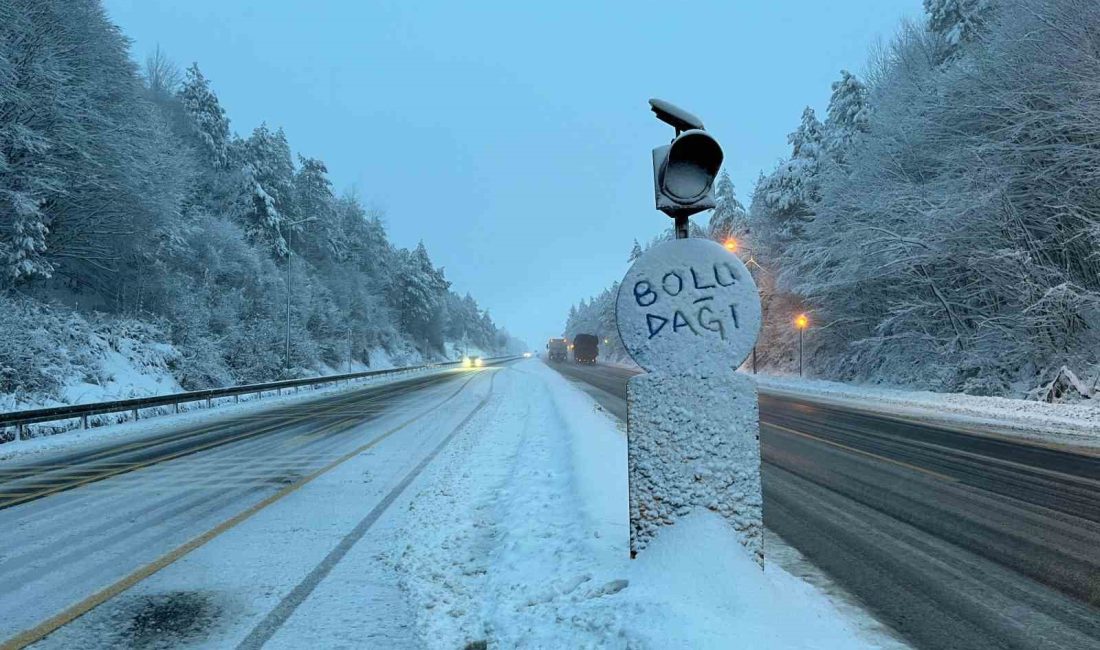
[723,237,739,253]
[794,313,809,376]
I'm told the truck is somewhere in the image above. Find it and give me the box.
[572,334,599,364]
[547,338,568,362]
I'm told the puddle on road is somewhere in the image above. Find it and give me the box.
[267,472,302,487]
[119,591,222,649]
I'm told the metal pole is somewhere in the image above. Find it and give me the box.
[752,346,757,375]
[285,230,293,372]
[674,216,689,240]
[799,329,803,377]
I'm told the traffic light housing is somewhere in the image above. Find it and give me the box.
[652,129,723,218]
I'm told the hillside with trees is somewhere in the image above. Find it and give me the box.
[0,0,521,409]
[567,0,1099,400]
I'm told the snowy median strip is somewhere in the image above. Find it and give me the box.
[389,359,891,648]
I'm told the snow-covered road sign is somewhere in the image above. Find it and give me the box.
[618,240,763,563]
[616,238,761,376]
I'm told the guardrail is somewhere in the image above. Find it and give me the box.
[0,355,518,445]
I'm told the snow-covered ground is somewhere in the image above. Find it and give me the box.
[387,360,890,648]
[19,359,896,649]
[2,328,470,414]
[757,374,1100,449]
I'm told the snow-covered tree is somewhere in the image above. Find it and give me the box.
[178,64,230,169]
[751,107,825,249]
[823,70,870,161]
[706,170,748,242]
[238,124,296,256]
[628,239,643,262]
[925,0,995,60]
[390,242,450,347]
[144,46,182,100]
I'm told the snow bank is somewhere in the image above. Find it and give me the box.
[758,374,1100,448]
[0,365,451,463]
[390,360,878,648]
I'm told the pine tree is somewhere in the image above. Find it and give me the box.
[628,239,643,262]
[924,0,994,60]
[239,124,296,257]
[823,70,870,162]
[707,170,748,242]
[294,155,337,259]
[178,63,230,169]
[390,242,450,344]
[755,107,825,235]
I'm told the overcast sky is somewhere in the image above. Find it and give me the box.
[104,0,921,348]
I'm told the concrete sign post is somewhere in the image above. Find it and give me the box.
[617,229,764,563]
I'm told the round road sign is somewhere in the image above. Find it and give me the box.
[616,238,761,375]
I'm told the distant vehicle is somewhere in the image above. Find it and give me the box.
[522,352,533,358]
[572,334,598,364]
[462,355,483,368]
[547,338,568,362]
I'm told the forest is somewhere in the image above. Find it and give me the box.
[0,0,520,408]
[568,0,1100,399]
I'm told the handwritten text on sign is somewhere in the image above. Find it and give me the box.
[616,238,761,374]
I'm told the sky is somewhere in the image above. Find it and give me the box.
[104,0,922,349]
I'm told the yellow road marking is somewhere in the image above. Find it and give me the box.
[0,374,477,650]
[766,422,960,483]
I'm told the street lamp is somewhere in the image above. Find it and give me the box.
[284,216,318,372]
[794,313,809,377]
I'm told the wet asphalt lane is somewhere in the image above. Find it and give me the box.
[553,361,1100,650]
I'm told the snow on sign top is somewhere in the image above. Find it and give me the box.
[616,238,761,375]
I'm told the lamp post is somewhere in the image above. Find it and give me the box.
[795,313,809,377]
[284,216,318,372]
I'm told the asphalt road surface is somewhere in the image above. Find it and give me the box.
[0,364,505,648]
[552,360,1100,650]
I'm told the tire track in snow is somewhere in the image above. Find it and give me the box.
[235,371,499,649]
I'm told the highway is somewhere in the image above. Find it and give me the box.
[0,366,501,649]
[553,361,1100,650]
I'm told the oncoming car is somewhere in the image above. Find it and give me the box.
[462,355,484,368]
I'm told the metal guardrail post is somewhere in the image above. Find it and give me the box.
[133,407,139,421]
[81,414,88,429]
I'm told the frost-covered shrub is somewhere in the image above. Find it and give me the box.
[0,296,180,407]
[0,296,70,403]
